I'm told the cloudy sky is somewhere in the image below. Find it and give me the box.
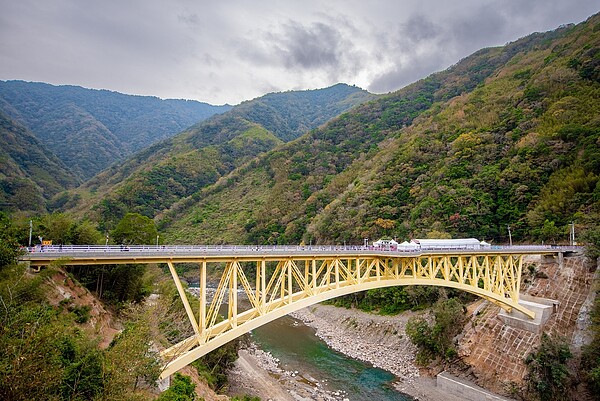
[0,1,597,105]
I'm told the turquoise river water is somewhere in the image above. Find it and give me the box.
[250,314,414,400]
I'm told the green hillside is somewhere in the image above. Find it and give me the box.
[0,111,79,213]
[0,81,231,179]
[306,14,600,244]
[161,14,600,246]
[64,84,374,228]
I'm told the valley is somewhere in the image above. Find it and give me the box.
[1,10,600,401]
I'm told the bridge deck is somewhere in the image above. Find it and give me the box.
[21,244,573,266]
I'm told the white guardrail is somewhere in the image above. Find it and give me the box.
[21,244,582,257]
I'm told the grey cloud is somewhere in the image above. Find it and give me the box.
[368,53,447,94]
[271,21,345,70]
[401,15,441,43]
[367,5,512,95]
[235,18,368,83]
[201,53,222,67]
[449,5,509,48]
[1,0,598,105]
[178,13,202,28]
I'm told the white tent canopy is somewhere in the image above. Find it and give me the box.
[410,238,483,249]
[373,239,399,248]
[372,238,491,250]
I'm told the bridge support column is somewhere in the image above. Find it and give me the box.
[287,260,293,304]
[199,261,206,334]
[167,262,201,340]
[229,262,238,327]
[255,260,266,314]
[558,252,564,267]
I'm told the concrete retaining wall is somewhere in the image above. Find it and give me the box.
[437,372,514,401]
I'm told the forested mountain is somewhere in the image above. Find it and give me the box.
[63,84,374,228]
[0,111,79,213]
[231,83,375,142]
[0,81,231,179]
[159,13,600,245]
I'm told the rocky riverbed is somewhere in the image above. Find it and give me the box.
[228,342,352,401]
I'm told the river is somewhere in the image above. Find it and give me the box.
[250,314,414,400]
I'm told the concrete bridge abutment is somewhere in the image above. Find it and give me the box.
[498,294,559,333]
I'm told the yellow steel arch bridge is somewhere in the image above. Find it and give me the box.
[22,244,571,379]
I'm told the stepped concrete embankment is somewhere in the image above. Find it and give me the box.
[457,255,596,396]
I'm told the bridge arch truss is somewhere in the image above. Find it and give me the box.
[160,252,531,379]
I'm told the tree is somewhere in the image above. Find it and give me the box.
[92,213,158,306]
[39,212,75,245]
[426,229,452,239]
[0,212,21,269]
[0,264,105,401]
[59,335,105,401]
[581,225,600,260]
[71,220,102,245]
[539,220,563,244]
[374,217,395,230]
[0,215,159,401]
[112,213,158,245]
[0,270,65,400]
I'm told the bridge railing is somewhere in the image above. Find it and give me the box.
[22,243,581,256]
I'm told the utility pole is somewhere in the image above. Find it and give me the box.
[28,220,32,247]
[507,225,512,246]
[570,222,575,246]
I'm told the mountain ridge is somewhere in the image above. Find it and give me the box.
[0,80,232,179]
[62,83,375,227]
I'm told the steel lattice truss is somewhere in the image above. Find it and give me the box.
[160,252,529,379]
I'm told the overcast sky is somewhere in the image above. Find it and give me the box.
[0,1,597,105]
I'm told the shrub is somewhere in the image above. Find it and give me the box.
[157,373,197,401]
[525,333,572,401]
[406,298,467,365]
[69,304,92,323]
